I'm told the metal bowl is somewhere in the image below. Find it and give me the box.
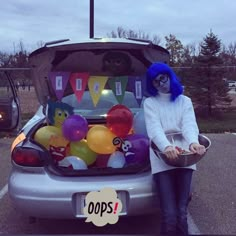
[151,133,211,167]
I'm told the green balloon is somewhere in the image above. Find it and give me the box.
[70,139,97,166]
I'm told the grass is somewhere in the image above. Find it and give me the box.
[1,111,236,140]
[198,119,236,133]
[1,88,236,139]
[197,110,236,133]
[22,112,34,122]
[20,109,236,134]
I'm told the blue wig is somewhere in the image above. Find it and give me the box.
[146,62,183,101]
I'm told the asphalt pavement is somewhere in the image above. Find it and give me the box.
[189,133,236,235]
[0,133,236,235]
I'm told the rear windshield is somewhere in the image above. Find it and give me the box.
[62,89,144,118]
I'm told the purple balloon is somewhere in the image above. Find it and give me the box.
[62,115,88,141]
[121,134,150,165]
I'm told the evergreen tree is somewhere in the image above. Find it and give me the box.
[188,31,232,117]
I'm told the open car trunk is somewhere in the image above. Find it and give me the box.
[28,38,170,176]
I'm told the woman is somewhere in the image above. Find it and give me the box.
[143,62,206,235]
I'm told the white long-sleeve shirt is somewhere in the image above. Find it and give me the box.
[143,92,199,174]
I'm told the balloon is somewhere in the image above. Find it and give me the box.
[107,151,126,168]
[95,154,110,168]
[121,134,149,165]
[107,104,133,138]
[34,126,62,149]
[62,114,88,142]
[70,139,97,166]
[87,125,117,154]
[133,110,148,136]
[58,156,87,170]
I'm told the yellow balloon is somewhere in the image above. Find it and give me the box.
[87,125,117,154]
[70,139,97,166]
[34,126,62,149]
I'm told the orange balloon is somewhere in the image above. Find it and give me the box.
[87,125,117,154]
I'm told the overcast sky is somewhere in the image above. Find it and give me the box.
[1,0,235,53]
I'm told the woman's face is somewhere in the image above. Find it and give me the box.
[152,74,170,93]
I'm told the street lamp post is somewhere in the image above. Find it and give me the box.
[90,0,94,38]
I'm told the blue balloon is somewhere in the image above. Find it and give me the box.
[58,156,88,170]
[133,110,148,136]
[107,151,126,168]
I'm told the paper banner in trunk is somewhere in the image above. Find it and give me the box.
[108,76,128,104]
[69,72,90,103]
[127,75,146,106]
[88,76,108,107]
[49,72,71,101]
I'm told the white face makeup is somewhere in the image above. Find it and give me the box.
[152,74,170,93]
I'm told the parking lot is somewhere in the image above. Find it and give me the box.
[0,133,236,234]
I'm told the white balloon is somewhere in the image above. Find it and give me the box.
[58,156,88,170]
[107,151,126,168]
[133,110,148,136]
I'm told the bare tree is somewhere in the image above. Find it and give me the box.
[36,40,45,49]
[0,52,14,67]
[180,43,200,66]
[165,34,184,66]
[107,26,161,45]
[227,42,236,64]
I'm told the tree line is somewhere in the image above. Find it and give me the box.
[1,28,236,117]
[110,27,235,117]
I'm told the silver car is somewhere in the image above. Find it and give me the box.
[7,38,170,219]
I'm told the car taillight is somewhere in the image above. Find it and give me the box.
[12,147,44,167]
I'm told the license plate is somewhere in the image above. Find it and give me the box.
[77,191,127,216]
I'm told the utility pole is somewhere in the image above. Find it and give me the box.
[90,0,94,38]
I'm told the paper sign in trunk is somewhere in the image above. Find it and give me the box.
[127,75,146,106]
[69,72,90,103]
[49,72,70,100]
[88,76,108,107]
[108,76,128,104]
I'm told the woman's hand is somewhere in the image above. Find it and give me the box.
[189,143,206,155]
[164,146,179,159]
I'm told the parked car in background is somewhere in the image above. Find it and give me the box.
[0,69,21,132]
[4,38,171,219]
[228,80,236,88]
